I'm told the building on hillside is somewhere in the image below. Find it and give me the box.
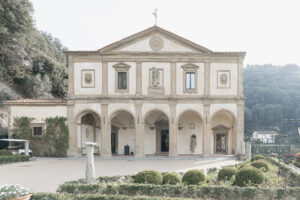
[251,131,279,144]
[5,26,246,157]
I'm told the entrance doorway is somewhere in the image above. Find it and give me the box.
[215,133,226,153]
[161,130,169,152]
[111,132,118,154]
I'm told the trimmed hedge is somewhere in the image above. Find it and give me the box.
[162,172,181,185]
[218,167,237,181]
[0,155,30,164]
[251,154,265,162]
[133,170,163,185]
[251,160,269,171]
[182,169,205,185]
[235,167,264,186]
[56,183,300,200]
[0,149,12,156]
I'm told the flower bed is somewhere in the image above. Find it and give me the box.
[0,184,31,200]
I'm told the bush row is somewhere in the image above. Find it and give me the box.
[0,155,30,164]
[56,183,300,200]
[266,157,300,187]
[0,149,13,156]
[31,193,191,200]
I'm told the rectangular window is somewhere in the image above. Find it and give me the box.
[33,127,43,136]
[185,72,195,90]
[118,72,127,90]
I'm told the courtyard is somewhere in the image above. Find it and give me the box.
[0,156,239,193]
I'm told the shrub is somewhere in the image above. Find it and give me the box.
[251,160,269,171]
[218,167,237,181]
[182,169,205,185]
[0,149,12,156]
[133,170,163,185]
[292,152,300,168]
[162,172,180,185]
[251,154,265,162]
[235,167,264,186]
[0,155,30,164]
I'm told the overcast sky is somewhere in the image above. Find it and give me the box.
[31,0,300,66]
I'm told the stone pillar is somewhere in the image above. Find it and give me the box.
[67,103,78,156]
[169,104,178,157]
[102,61,108,96]
[236,102,245,154]
[136,62,142,95]
[84,142,97,184]
[67,55,74,97]
[170,62,176,95]
[24,140,29,156]
[135,102,144,157]
[101,104,111,157]
[204,61,210,96]
[237,58,244,97]
[203,104,211,156]
[245,142,252,161]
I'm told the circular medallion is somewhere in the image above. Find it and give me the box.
[220,73,228,85]
[149,36,164,51]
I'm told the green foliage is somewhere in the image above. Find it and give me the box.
[251,154,265,162]
[244,64,300,137]
[0,155,29,164]
[0,149,12,156]
[235,167,264,186]
[0,0,67,104]
[133,170,163,185]
[292,153,300,168]
[162,172,181,185]
[182,169,205,185]
[12,116,69,157]
[251,160,269,171]
[218,167,237,181]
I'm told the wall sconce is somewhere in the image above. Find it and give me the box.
[149,124,155,130]
[121,126,127,130]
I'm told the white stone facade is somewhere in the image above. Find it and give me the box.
[5,26,246,157]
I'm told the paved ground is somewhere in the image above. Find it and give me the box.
[0,156,240,192]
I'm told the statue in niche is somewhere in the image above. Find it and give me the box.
[190,135,197,153]
[151,67,160,87]
[85,128,90,139]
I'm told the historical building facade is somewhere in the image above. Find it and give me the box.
[64,26,246,157]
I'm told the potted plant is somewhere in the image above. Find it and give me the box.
[0,184,31,200]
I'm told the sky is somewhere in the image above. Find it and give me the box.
[30,0,300,66]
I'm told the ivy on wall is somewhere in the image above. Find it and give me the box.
[12,116,69,157]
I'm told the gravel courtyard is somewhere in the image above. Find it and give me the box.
[0,156,240,192]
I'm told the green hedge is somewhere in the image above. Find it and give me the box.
[31,193,191,200]
[0,155,30,164]
[0,149,13,156]
[266,157,300,187]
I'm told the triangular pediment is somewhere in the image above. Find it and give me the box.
[98,26,212,54]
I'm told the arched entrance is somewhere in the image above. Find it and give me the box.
[110,110,135,155]
[210,110,235,154]
[76,111,101,155]
[178,110,203,155]
[144,110,169,155]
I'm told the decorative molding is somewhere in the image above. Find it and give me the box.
[181,63,199,69]
[113,62,131,69]
[148,67,164,95]
[81,69,95,88]
[217,70,231,89]
[114,63,130,93]
[149,35,164,51]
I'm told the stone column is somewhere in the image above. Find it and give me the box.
[101,104,111,157]
[102,61,108,96]
[135,102,144,157]
[84,142,97,184]
[202,104,211,156]
[236,102,245,154]
[136,62,142,96]
[169,104,178,157]
[170,62,176,95]
[245,142,252,161]
[67,103,78,156]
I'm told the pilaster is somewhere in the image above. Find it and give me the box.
[135,102,144,157]
[236,102,245,154]
[136,62,142,95]
[202,104,211,156]
[170,62,176,95]
[237,58,244,97]
[169,104,178,157]
[68,55,74,97]
[204,61,210,97]
[101,104,111,157]
[102,61,108,95]
[67,104,78,156]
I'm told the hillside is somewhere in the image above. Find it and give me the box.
[244,64,300,136]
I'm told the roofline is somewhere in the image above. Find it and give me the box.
[4,100,67,106]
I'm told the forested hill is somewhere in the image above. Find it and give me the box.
[0,0,67,105]
[244,64,300,136]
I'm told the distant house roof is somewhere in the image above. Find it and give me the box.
[4,99,66,105]
[253,131,279,135]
